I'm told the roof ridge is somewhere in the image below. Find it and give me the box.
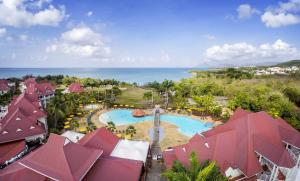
[62,142,77,181]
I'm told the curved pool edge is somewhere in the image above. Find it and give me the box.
[99,109,214,137]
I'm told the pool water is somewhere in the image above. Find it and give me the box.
[99,109,213,137]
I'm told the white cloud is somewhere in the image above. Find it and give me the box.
[237,4,260,19]
[0,0,65,27]
[0,28,6,37]
[46,26,111,59]
[261,0,300,27]
[203,34,216,40]
[19,34,28,41]
[204,40,300,66]
[278,0,300,13]
[86,11,93,17]
[261,11,300,27]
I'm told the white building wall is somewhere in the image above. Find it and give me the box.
[25,134,45,142]
[38,116,48,134]
[225,167,243,179]
[0,105,8,120]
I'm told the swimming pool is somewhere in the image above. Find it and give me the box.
[99,109,213,137]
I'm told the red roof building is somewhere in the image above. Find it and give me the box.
[66,83,84,93]
[0,92,47,144]
[0,79,10,95]
[25,78,55,108]
[162,108,300,180]
[19,134,102,181]
[79,128,120,156]
[0,131,145,181]
[84,156,143,181]
[0,141,25,164]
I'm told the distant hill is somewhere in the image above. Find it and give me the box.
[275,60,300,67]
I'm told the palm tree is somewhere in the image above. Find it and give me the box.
[162,152,227,181]
[105,121,116,133]
[47,95,66,130]
[125,125,137,138]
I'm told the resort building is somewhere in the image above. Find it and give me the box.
[162,108,300,181]
[63,82,84,93]
[254,66,299,76]
[0,79,10,95]
[61,130,85,143]
[0,105,8,120]
[0,128,150,181]
[24,78,55,108]
[0,92,48,165]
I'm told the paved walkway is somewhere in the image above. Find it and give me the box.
[146,111,166,181]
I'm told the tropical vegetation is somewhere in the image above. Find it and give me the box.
[162,152,227,181]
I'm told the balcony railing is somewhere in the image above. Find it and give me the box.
[257,172,271,181]
[287,147,299,164]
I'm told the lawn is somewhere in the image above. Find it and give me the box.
[115,87,151,107]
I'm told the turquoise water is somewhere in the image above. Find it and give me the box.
[99,109,213,137]
[0,68,206,85]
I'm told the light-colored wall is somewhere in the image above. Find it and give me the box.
[38,116,48,133]
[25,134,45,142]
[225,167,243,179]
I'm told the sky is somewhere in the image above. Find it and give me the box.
[0,0,300,68]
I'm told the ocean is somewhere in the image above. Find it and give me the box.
[0,68,205,84]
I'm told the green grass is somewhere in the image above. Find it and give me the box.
[115,87,151,107]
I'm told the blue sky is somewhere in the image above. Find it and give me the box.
[0,0,299,67]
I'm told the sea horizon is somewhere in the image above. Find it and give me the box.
[0,67,208,84]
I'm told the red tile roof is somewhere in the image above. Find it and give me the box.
[0,160,47,181]
[0,93,46,144]
[26,81,55,97]
[79,128,119,156]
[0,130,144,181]
[0,79,10,92]
[68,83,84,93]
[162,108,300,178]
[24,78,37,87]
[84,156,143,181]
[19,134,103,181]
[0,141,25,163]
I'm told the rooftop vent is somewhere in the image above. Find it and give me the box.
[16,128,22,132]
[2,131,8,134]
[205,142,209,148]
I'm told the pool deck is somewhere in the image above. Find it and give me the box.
[91,108,221,150]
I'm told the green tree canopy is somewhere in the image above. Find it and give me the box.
[162,152,227,181]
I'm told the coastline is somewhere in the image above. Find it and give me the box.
[0,67,205,84]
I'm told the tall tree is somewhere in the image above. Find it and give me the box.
[162,152,227,181]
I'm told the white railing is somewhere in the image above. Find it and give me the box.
[261,157,274,172]
[257,173,271,181]
[287,148,299,164]
[280,167,289,176]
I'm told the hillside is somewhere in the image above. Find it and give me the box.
[275,60,300,67]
